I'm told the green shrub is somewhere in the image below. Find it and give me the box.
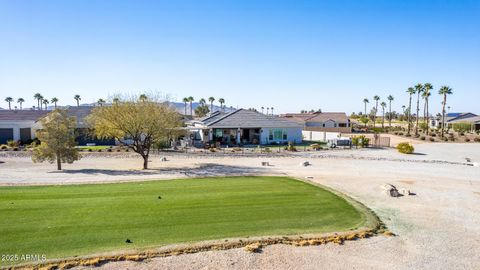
[352,135,370,148]
[0,144,7,150]
[7,140,18,147]
[429,137,435,142]
[420,136,426,140]
[397,142,414,154]
[284,142,297,152]
[474,137,480,142]
[452,122,472,133]
[310,143,322,150]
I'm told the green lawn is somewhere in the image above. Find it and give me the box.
[0,176,364,265]
[76,145,112,151]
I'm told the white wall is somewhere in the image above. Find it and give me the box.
[302,130,341,142]
[0,120,41,141]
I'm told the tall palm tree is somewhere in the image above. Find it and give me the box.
[182,97,189,115]
[373,95,380,128]
[380,102,387,128]
[208,97,215,113]
[261,106,264,114]
[423,83,433,135]
[51,97,59,108]
[406,87,416,136]
[42,99,49,110]
[199,98,206,106]
[17,98,25,110]
[188,96,194,117]
[218,98,225,112]
[439,86,453,138]
[414,83,424,136]
[387,95,394,127]
[97,98,106,106]
[34,93,42,110]
[139,94,148,102]
[363,98,369,115]
[4,97,13,110]
[271,107,274,115]
[266,107,270,115]
[112,97,120,104]
[74,95,81,107]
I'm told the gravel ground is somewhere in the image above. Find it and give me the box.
[1,143,480,269]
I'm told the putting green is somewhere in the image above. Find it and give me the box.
[0,176,365,266]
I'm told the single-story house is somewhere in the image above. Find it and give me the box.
[186,109,303,146]
[0,107,115,145]
[280,112,351,133]
[432,112,480,131]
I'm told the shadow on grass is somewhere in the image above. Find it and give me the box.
[49,163,270,177]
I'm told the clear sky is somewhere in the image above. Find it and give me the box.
[0,0,479,114]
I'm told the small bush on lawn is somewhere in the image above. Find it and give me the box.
[88,148,93,152]
[397,142,414,154]
[97,149,102,152]
[107,148,112,152]
[420,136,426,140]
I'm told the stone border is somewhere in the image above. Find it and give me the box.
[2,177,388,270]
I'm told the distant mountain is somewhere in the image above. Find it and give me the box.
[169,102,234,115]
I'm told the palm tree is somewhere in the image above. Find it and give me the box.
[439,86,453,138]
[188,96,194,117]
[406,87,416,136]
[208,97,215,113]
[42,99,49,110]
[423,83,433,135]
[261,106,264,114]
[4,97,13,110]
[373,95,380,128]
[34,93,42,110]
[402,105,406,113]
[199,98,206,106]
[387,95,394,127]
[139,94,148,102]
[266,107,270,115]
[363,98,369,115]
[112,97,120,104]
[97,98,106,106]
[218,98,225,112]
[414,83,424,136]
[74,95,81,107]
[271,107,274,115]
[51,97,59,108]
[17,98,25,110]
[380,102,387,128]
[182,97,189,115]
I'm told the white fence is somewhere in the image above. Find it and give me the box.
[302,131,341,142]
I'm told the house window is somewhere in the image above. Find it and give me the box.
[269,129,286,141]
[339,123,347,127]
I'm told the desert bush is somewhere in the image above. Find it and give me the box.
[0,144,7,150]
[449,137,455,141]
[97,149,102,152]
[465,138,471,142]
[209,147,216,152]
[263,147,271,153]
[107,148,112,152]
[310,143,322,150]
[419,123,428,130]
[431,133,436,137]
[429,137,435,142]
[397,142,414,154]
[474,137,480,142]
[452,122,472,133]
[443,137,448,142]
[405,134,411,137]
[88,148,93,152]
[284,142,297,152]
[7,140,18,148]
[459,132,465,136]
[244,243,262,253]
[352,135,370,148]
[398,132,404,136]
[393,132,399,135]
[420,136,426,140]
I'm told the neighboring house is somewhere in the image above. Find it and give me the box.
[0,110,48,144]
[432,112,480,131]
[280,112,352,133]
[186,109,303,146]
[0,106,115,145]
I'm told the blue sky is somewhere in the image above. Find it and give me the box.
[0,0,479,114]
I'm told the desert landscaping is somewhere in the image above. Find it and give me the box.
[1,141,479,270]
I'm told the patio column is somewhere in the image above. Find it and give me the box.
[209,129,213,141]
[236,128,241,144]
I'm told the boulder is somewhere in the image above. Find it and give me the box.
[301,161,311,167]
[381,184,402,197]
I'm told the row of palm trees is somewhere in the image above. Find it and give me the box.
[3,94,86,111]
[362,95,395,128]
[182,96,225,117]
[363,83,453,138]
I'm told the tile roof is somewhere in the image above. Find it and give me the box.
[0,110,49,121]
[280,112,349,123]
[197,109,303,128]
